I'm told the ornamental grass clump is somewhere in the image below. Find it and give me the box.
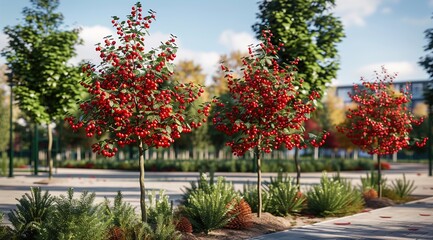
[182,174,239,234]
[360,171,388,195]
[241,182,269,213]
[266,172,305,216]
[307,173,364,217]
[39,188,110,240]
[8,187,55,239]
[103,191,139,240]
[391,174,416,200]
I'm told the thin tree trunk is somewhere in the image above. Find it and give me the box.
[138,138,147,222]
[294,147,301,187]
[254,146,262,218]
[313,147,319,160]
[377,154,382,198]
[47,123,53,179]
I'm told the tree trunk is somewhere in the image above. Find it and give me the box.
[313,147,319,160]
[254,146,262,218]
[138,138,147,222]
[377,154,382,198]
[47,123,53,179]
[294,147,301,187]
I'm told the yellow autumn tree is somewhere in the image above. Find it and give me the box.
[209,51,247,96]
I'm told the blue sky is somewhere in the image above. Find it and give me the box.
[1,0,433,86]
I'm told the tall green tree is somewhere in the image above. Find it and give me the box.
[1,0,83,179]
[252,0,344,96]
[0,65,10,154]
[419,13,433,176]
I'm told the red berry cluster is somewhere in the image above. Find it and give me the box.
[213,30,327,156]
[337,66,427,155]
[66,3,209,157]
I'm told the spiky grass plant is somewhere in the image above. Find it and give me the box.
[360,171,387,192]
[8,187,55,239]
[307,172,364,217]
[266,173,305,216]
[0,211,12,240]
[103,191,139,240]
[39,188,110,240]
[241,182,269,213]
[391,174,416,200]
[145,190,181,240]
[183,176,238,234]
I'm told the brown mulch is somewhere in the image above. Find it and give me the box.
[180,196,418,240]
[181,212,336,240]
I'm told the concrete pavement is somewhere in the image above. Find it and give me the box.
[253,196,433,240]
[0,163,432,239]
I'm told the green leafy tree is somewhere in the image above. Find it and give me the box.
[0,65,10,153]
[252,0,345,97]
[172,60,210,157]
[1,0,83,178]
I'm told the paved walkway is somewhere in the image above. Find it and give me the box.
[0,163,432,239]
[253,196,433,240]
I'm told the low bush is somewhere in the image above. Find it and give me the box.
[39,188,110,240]
[5,188,182,240]
[182,173,239,234]
[241,182,269,213]
[8,187,55,239]
[57,157,375,173]
[266,172,305,216]
[307,172,364,217]
[390,174,416,200]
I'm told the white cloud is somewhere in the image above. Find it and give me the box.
[218,30,258,52]
[176,48,220,85]
[356,61,427,81]
[71,25,113,65]
[72,25,220,85]
[334,0,383,27]
[71,25,174,65]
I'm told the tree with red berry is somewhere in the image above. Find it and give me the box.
[66,2,209,222]
[337,67,427,197]
[213,30,327,217]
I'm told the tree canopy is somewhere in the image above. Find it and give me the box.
[1,0,83,124]
[1,0,83,178]
[252,0,344,97]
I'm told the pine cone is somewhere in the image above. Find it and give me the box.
[226,199,253,229]
[175,216,193,233]
[363,188,378,199]
[108,226,125,240]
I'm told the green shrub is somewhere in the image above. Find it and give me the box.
[360,171,387,192]
[390,174,416,200]
[183,174,238,234]
[0,212,12,240]
[307,173,363,217]
[147,190,173,226]
[266,173,304,216]
[241,182,269,213]
[40,188,110,240]
[103,191,139,238]
[8,187,55,239]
